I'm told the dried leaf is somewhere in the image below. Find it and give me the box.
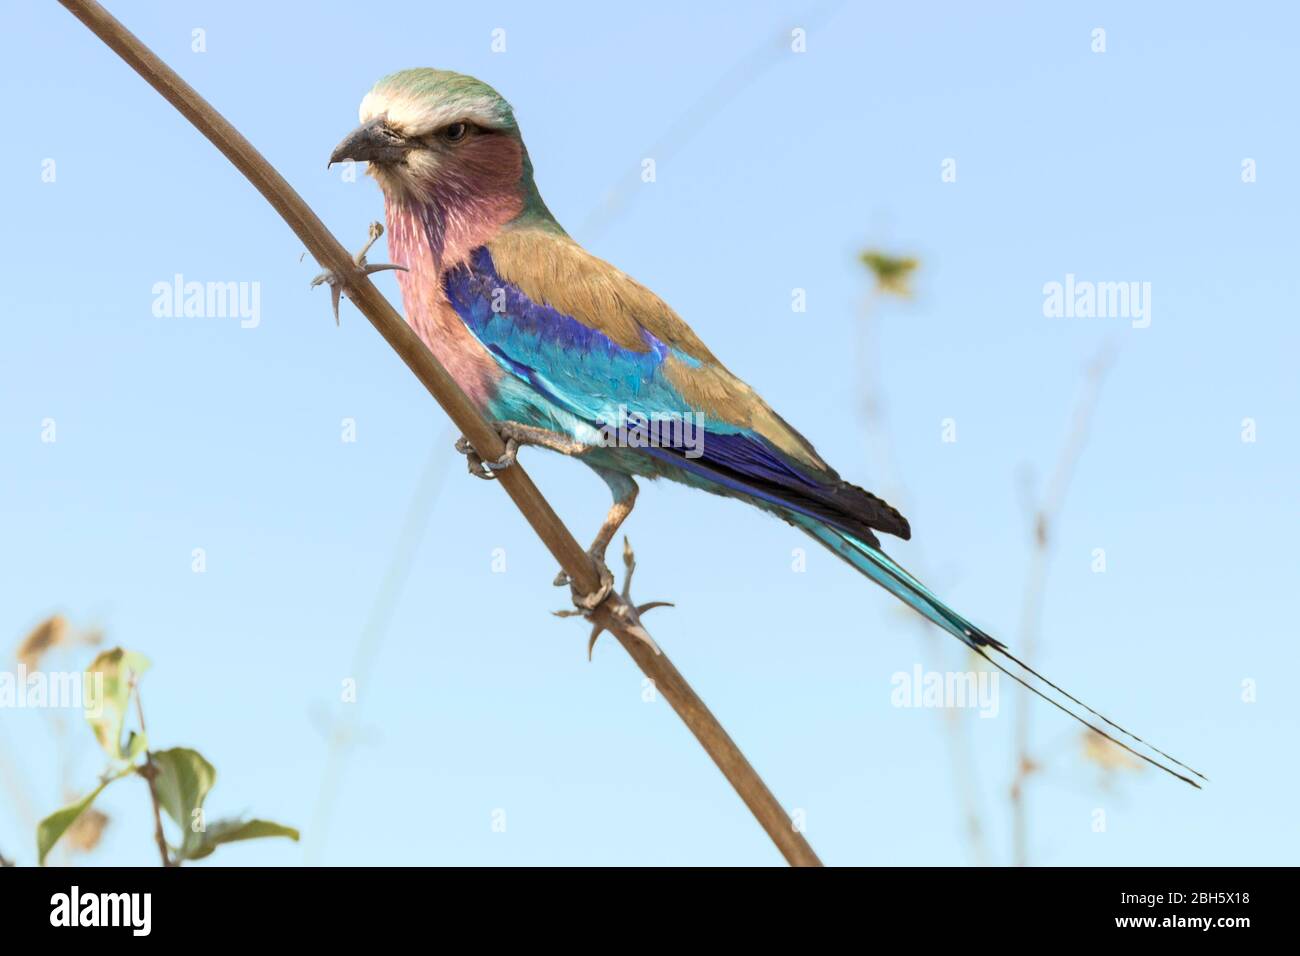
[64,807,109,854]
[84,647,151,762]
[16,616,68,671]
[1081,729,1144,773]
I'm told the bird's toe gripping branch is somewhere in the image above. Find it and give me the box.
[454,420,585,480]
[311,221,407,325]
[555,536,672,660]
[454,434,519,479]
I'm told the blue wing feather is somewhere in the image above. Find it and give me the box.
[444,246,724,429]
[443,245,907,545]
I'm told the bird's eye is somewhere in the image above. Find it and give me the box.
[440,122,470,144]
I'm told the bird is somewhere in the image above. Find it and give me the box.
[326,68,1204,788]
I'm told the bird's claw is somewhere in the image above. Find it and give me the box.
[454,429,520,480]
[556,561,615,614]
[554,537,671,659]
[311,221,407,325]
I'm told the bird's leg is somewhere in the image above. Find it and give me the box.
[455,427,633,618]
[590,480,638,566]
[311,221,408,325]
[553,470,638,587]
[548,470,636,614]
[454,421,586,480]
[549,468,671,656]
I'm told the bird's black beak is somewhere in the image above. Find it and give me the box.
[328,116,410,167]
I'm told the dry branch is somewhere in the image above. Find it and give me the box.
[58,0,821,867]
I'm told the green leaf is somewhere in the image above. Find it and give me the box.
[859,250,919,297]
[84,647,151,761]
[124,730,149,763]
[148,748,298,862]
[149,747,216,856]
[178,818,300,862]
[36,781,109,866]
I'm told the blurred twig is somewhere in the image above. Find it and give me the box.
[1010,345,1116,867]
[60,0,820,867]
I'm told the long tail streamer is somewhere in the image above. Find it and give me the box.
[795,516,1206,788]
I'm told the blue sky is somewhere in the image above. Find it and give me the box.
[1,0,1296,866]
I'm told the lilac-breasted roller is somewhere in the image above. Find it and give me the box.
[327,69,1203,787]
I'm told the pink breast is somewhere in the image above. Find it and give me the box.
[384,202,500,409]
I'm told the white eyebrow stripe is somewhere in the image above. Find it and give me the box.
[359,90,503,135]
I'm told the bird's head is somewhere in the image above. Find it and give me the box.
[330,69,543,223]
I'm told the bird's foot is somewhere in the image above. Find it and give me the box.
[557,553,616,613]
[310,221,407,325]
[453,424,521,480]
[554,536,672,659]
[551,543,601,589]
[455,421,583,480]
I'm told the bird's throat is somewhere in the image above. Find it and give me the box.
[382,196,506,407]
